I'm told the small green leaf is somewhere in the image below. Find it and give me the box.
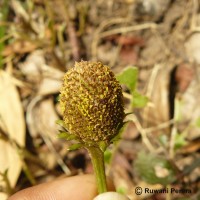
[111,122,128,143]
[55,95,60,103]
[134,151,176,185]
[116,67,148,109]
[116,186,127,195]
[99,141,108,152]
[68,143,83,151]
[58,131,77,140]
[116,67,138,92]
[104,149,112,164]
[56,120,65,127]
[58,131,69,139]
[174,133,187,150]
[158,134,168,147]
[124,112,134,117]
[131,91,148,108]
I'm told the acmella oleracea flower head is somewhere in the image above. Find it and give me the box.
[59,61,125,146]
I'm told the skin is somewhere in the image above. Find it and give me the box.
[8,174,115,200]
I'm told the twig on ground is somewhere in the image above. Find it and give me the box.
[128,114,156,152]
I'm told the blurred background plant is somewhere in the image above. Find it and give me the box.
[0,0,200,200]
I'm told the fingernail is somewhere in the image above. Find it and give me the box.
[93,192,130,200]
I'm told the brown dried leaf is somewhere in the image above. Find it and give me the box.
[0,193,8,200]
[26,97,70,173]
[0,71,25,198]
[18,50,45,83]
[120,47,138,65]
[185,33,200,64]
[19,50,64,95]
[27,97,59,140]
[106,35,145,46]
[142,65,170,131]
[181,76,200,140]
[3,40,37,56]
[35,98,59,140]
[175,63,194,93]
[181,140,200,154]
[37,65,64,95]
[38,78,62,96]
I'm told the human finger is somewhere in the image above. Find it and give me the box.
[9,174,114,200]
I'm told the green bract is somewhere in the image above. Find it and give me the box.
[59,61,125,145]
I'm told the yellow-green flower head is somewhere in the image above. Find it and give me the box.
[60,61,124,144]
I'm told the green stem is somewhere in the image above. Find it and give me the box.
[87,146,107,194]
